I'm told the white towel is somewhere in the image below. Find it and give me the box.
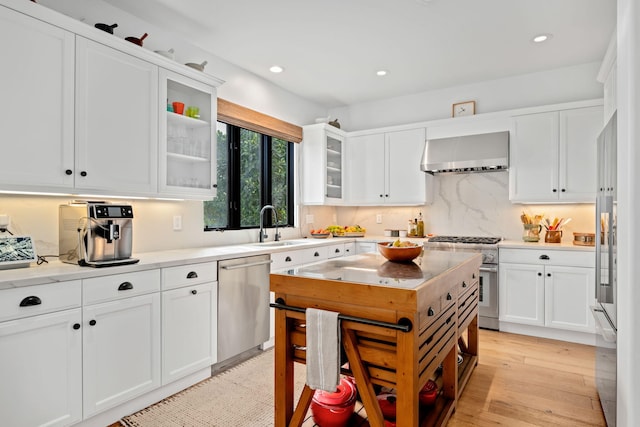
[306,308,340,392]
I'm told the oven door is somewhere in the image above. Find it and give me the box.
[478,264,499,330]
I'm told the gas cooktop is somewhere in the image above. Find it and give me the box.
[427,236,502,245]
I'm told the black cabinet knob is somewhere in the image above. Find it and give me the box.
[73,323,81,330]
[89,319,97,326]
[538,272,542,276]
[212,183,218,188]
[446,293,452,300]
[547,273,551,277]
[314,252,320,257]
[191,289,198,295]
[187,271,198,279]
[80,171,87,177]
[428,307,434,316]
[462,281,467,288]
[552,188,557,193]
[285,256,292,262]
[65,169,73,175]
[379,194,383,198]
[561,189,566,192]
[334,248,340,253]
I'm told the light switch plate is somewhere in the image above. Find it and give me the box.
[173,215,182,231]
[376,214,383,224]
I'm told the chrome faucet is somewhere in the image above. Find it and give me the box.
[259,205,280,242]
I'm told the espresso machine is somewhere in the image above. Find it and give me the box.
[59,201,139,267]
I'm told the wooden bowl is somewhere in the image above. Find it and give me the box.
[377,242,422,263]
[310,233,330,239]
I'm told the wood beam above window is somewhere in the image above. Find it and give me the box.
[217,98,303,143]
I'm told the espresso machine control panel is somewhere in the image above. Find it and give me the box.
[90,204,134,219]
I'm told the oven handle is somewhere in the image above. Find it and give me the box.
[479,266,498,273]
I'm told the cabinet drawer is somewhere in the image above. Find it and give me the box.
[0,280,81,322]
[83,269,160,305]
[271,247,327,271]
[326,243,346,259]
[500,248,593,267]
[162,261,217,291]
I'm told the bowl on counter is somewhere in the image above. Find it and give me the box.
[377,242,422,263]
[310,232,331,239]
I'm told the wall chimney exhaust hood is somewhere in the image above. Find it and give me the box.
[420,131,509,174]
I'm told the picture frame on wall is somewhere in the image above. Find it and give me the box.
[452,100,476,117]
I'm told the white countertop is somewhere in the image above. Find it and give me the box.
[499,239,595,251]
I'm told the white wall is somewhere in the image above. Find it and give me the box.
[330,62,603,131]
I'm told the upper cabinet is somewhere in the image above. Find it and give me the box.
[300,124,346,205]
[346,128,432,205]
[159,69,217,199]
[75,37,158,196]
[0,6,76,192]
[509,105,603,203]
[0,3,223,199]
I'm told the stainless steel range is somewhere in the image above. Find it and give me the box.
[424,236,500,330]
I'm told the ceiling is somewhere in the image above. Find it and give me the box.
[103,0,616,109]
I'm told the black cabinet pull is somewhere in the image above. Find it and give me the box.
[539,254,550,260]
[552,188,557,192]
[462,281,467,288]
[472,273,476,279]
[314,252,320,257]
[547,273,551,277]
[285,256,292,262]
[561,188,566,192]
[428,307,434,316]
[187,271,198,279]
[538,272,542,276]
[446,293,452,301]
[19,296,41,307]
[460,301,466,308]
[73,323,81,330]
[334,248,340,253]
[212,183,218,188]
[89,319,97,326]
[191,289,198,295]
[118,281,133,291]
[80,171,87,177]
[65,169,73,175]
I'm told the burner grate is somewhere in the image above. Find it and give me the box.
[428,236,501,244]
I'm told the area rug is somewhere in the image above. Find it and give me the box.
[120,350,310,427]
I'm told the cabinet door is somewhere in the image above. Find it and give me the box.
[545,265,596,332]
[0,309,82,427]
[83,292,161,417]
[509,112,559,202]
[0,7,75,192]
[159,68,217,198]
[162,282,216,384]
[558,106,603,202]
[499,263,545,325]
[346,133,385,204]
[300,124,346,205]
[75,37,158,195]
[386,128,429,204]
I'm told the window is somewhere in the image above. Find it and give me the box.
[204,121,294,230]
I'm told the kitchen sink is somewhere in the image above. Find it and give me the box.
[252,241,308,247]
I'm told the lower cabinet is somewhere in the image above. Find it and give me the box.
[161,261,217,385]
[0,308,83,427]
[82,291,161,418]
[499,248,595,336]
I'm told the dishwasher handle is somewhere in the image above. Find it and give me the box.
[220,259,273,271]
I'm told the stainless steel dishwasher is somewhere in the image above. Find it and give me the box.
[217,254,272,362]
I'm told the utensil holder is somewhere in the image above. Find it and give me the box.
[522,224,542,242]
[544,230,562,243]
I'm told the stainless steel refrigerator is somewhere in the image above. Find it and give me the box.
[592,111,617,427]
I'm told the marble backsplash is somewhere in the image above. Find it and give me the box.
[332,172,595,242]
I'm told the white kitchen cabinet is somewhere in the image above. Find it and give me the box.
[499,248,595,334]
[0,5,76,193]
[300,123,346,205]
[356,241,378,254]
[75,37,159,196]
[159,69,217,198]
[0,280,82,427]
[346,128,432,205]
[509,106,603,203]
[161,262,217,385]
[82,271,161,417]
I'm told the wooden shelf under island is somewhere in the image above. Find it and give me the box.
[270,250,482,427]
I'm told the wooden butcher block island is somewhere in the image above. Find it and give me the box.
[270,250,482,427]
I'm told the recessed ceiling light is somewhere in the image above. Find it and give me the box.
[532,34,552,43]
[269,65,284,73]
[376,70,388,76]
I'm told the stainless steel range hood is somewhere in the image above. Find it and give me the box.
[420,131,509,174]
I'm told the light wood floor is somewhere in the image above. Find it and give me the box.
[448,330,606,426]
[110,330,605,427]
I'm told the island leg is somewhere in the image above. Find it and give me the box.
[274,303,295,426]
[395,313,419,427]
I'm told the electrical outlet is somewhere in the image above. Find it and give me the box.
[306,214,314,224]
[376,214,383,224]
[173,215,182,231]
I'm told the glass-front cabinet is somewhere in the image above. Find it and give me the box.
[159,69,217,199]
[300,123,346,205]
